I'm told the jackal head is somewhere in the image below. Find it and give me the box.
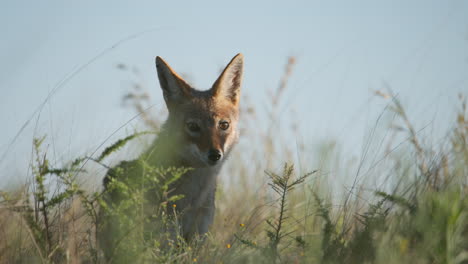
[155,54,244,167]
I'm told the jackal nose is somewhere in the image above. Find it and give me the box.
[208,149,222,162]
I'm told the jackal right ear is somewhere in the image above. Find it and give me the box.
[155,56,191,107]
[211,53,244,106]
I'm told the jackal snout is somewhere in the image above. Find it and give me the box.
[182,125,230,167]
[208,148,222,163]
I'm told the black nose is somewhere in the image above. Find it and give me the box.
[208,149,222,162]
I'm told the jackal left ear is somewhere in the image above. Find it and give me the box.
[155,56,191,108]
[212,53,244,106]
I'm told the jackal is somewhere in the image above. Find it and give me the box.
[100,54,244,259]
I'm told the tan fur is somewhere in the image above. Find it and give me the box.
[151,53,243,238]
[101,54,244,256]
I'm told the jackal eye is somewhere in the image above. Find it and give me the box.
[219,121,230,130]
[186,122,200,132]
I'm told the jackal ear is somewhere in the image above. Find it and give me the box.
[155,56,191,106]
[211,53,244,106]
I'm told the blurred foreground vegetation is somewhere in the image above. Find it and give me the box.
[0,58,467,263]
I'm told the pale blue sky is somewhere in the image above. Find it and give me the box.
[1,1,467,187]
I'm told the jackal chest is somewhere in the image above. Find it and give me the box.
[170,166,220,237]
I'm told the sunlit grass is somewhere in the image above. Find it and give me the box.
[0,58,467,263]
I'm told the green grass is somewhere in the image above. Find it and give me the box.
[0,58,467,263]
